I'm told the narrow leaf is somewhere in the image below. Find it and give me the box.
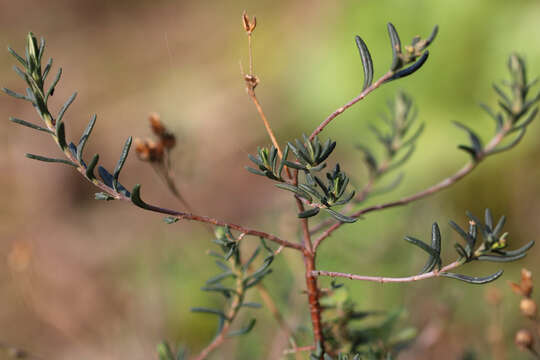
[46,68,62,100]
[56,121,67,149]
[454,121,483,155]
[113,137,132,190]
[275,183,313,202]
[25,153,77,167]
[404,236,440,259]
[440,270,503,284]
[298,207,320,218]
[227,319,256,337]
[10,117,54,134]
[323,208,358,223]
[477,253,527,262]
[497,240,535,257]
[77,114,97,161]
[56,92,77,124]
[355,36,374,90]
[2,87,30,101]
[387,23,402,71]
[387,51,429,81]
[131,184,153,210]
[7,46,27,67]
[489,127,526,155]
[86,154,99,179]
[190,307,227,319]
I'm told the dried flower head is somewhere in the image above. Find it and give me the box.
[242,11,256,34]
[134,138,164,163]
[149,113,165,136]
[509,268,534,298]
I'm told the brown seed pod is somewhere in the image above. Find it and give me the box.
[515,329,534,350]
[520,298,538,319]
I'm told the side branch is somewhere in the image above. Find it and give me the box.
[312,260,461,283]
[313,128,510,251]
[136,200,303,250]
[309,71,393,141]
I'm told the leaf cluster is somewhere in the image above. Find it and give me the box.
[3,32,134,200]
[406,209,535,284]
[314,286,410,359]
[246,135,357,222]
[190,227,273,342]
[456,54,539,161]
[357,91,423,198]
[355,22,437,91]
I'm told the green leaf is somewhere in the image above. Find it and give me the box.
[10,117,54,134]
[86,154,99,180]
[7,46,27,67]
[205,271,234,285]
[190,307,227,319]
[355,35,374,90]
[387,52,429,81]
[477,253,527,262]
[496,240,534,257]
[489,127,527,155]
[323,208,357,223]
[227,319,256,337]
[2,87,30,101]
[275,183,312,202]
[43,57,53,80]
[440,270,503,284]
[131,184,154,210]
[56,121,67,149]
[46,68,62,101]
[298,207,320,218]
[241,302,262,309]
[387,23,402,71]
[77,114,97,161]
[25,153,77,167]
[56,92,77,124]
[113,136,132,191]
[404,235,440,259]
[511,106,537,132]
[454,121,483,155]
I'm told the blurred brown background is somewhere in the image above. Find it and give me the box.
[1,1,540,359]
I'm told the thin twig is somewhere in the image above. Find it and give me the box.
[241,16,324,351]
[312,260,462,283]
[309,71,394,141]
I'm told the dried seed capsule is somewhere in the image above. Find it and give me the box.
[520,298,537,319]
[515,329,534,350]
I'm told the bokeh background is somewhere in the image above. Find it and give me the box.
[1,1,540,359]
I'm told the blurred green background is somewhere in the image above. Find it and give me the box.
[1,1,540,359]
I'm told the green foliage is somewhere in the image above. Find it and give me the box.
[356,91,423,198]
[2,32,134,200]
[456,53,539,160]
[316,286,412,358]
[405,209,535,284]
[3,16,538,360]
